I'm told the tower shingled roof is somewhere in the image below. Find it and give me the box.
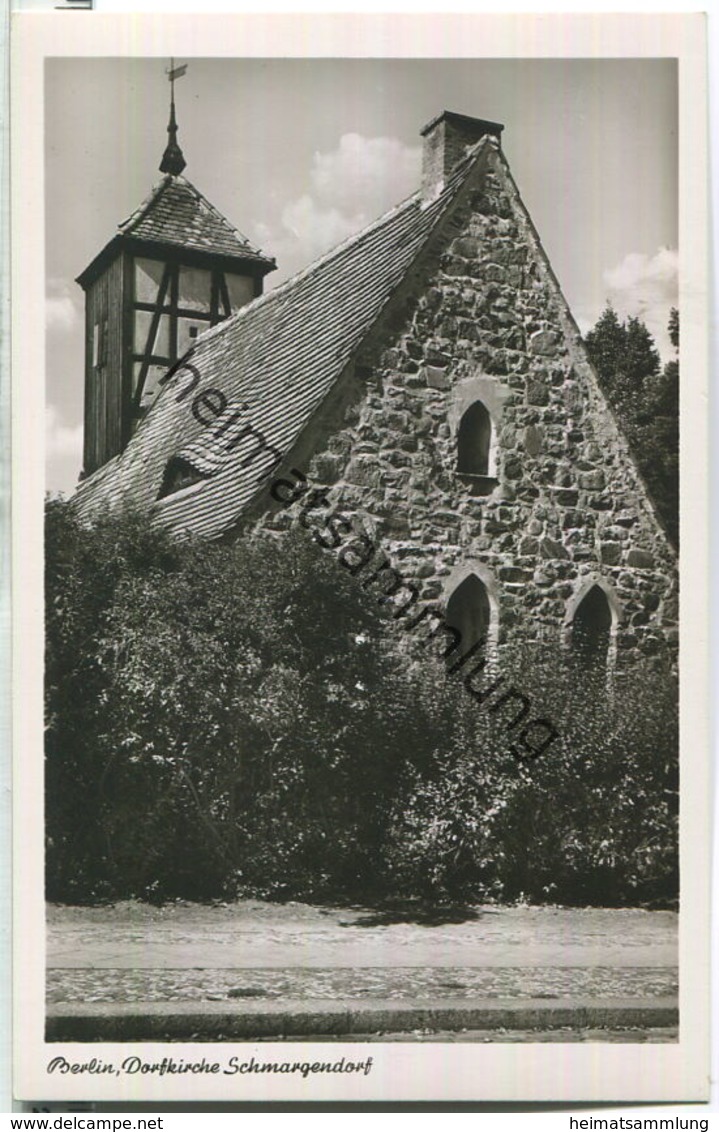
[118,175,274,265]
[76,174,276,290]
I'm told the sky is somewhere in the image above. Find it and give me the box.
[45,57,678,495]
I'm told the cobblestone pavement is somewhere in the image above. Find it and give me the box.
[250,1027,679,1043]
[47,965,678,1005]
[47,901,678,1042]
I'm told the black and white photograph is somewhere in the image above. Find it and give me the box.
[12,12,710,1105]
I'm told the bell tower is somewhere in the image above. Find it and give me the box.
[76,62,276,477]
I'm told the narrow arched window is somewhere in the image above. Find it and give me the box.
[571,585,612,668]
[457,401,492,476]
[446,574,491,657]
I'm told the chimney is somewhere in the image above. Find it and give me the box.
[420,110,504,200]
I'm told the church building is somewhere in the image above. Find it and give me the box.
[72,93,678,672]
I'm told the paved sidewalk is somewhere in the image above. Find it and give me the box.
[46,901,678,1042]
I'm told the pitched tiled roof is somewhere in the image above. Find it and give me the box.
[118,175,274,266]
[73,137,497,539]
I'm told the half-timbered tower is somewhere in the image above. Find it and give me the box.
[76,76,275,476]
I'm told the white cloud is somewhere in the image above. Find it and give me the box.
[280,195,367,261]
[267,133,422,280]
[603,248,678,360]
[310,133,421,217]
[46,404,83,465]
[46,279,81,332]
[604,247,678,308]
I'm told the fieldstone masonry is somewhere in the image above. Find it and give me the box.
[261,141,677,666]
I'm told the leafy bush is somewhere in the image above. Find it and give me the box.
[382,648,678,906]
[45,502,678,907]
[46,503,416,901]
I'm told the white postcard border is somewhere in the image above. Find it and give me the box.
[11,11,710,1104]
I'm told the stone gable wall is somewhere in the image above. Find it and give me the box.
[261,149,678,663]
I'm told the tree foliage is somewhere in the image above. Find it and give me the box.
[584,306,679,547]
[46,503,678,908]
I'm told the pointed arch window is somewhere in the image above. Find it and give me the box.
[570,584,613,669]
[457,400,492,475]
[456,400,498,496]
[446,573,491,658]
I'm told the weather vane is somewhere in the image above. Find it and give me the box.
[166,58,188,94]
[160,59,188,176]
